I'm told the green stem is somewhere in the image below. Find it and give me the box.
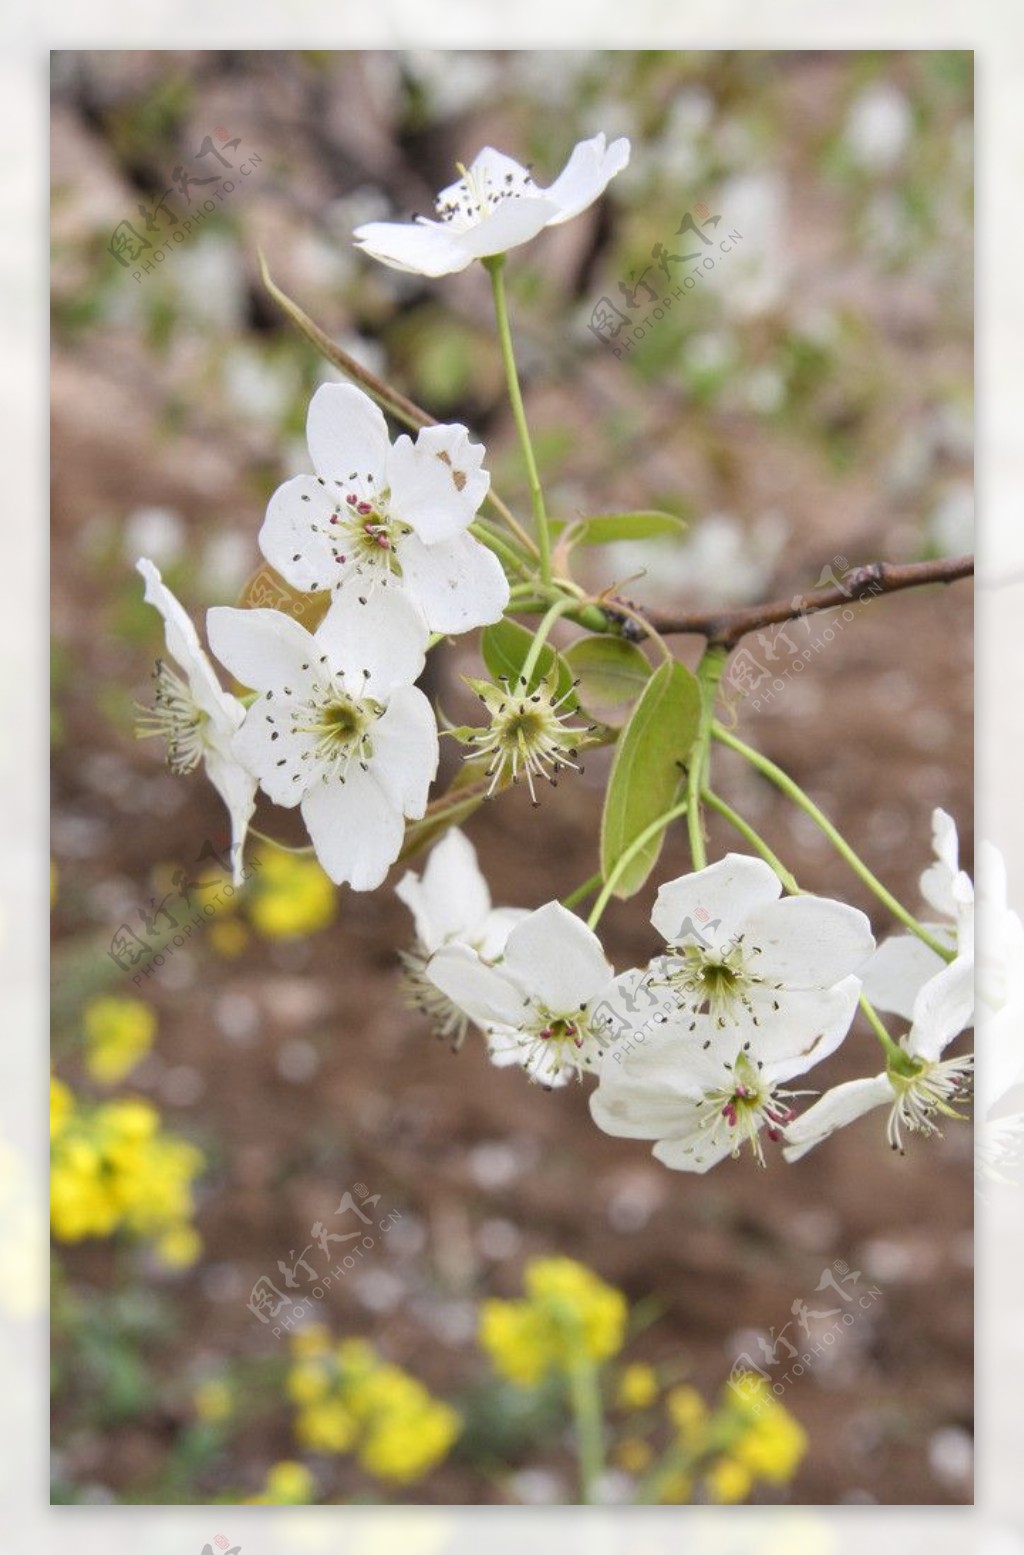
[702,790,800,894]
[485,254,552,586]
[520,596,579,687]
[247,827,315,857]
[469,520,534,581]
[712,723,953,962]
[687,647,730,872]
[587,800,690,930]
[568,1359,605,1504]
[561,871,604,910]
[859,992,910,1069]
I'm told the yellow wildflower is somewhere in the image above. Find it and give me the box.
[286,1360,332,1406]
[290,1323,332,1359]
[666,1384,709,1449]
[263,1459,316,1504]
[208,918,250,958]
[82,995,156,1085]
[615,1437,654,1474]
[295,1398,359,1454]
[194,1378,233,1424]
[50,1078,74,1140]
[478,1298,550,1387]
[733,1400,808,1485]
[706,1454,753,1504]
[247,851,336,939]
[616,1362,659,1412]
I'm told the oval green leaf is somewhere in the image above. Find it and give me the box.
[565,636,652,727]
[481,618,576,703]
[600,659,701,898]
[566,511,688,548]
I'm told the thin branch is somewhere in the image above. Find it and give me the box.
[635,555,974,648]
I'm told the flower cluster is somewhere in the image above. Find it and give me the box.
[81,994,155,1086]
[286,1326,460,1486]
[50,1079,204,1267]
[479,1256,628,1387]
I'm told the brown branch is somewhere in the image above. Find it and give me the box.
[633,555,974,649]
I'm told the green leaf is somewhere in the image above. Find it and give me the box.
[566,511,688,548]
[600,659,701,898]
[480,618,576,703]
[565,636,653,727]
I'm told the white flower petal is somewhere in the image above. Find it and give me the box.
[315,582,428,696]
[301,764,404,890]
[388,423,490,545]
[231,698,307,808]
[755,976,863,1081]
[782,1075,894,1162]
[398,531,510,633]
[369,685,439,820]
[501,901,613,1013]
[653,1127,736,1175]
[427,943,530,1028]
[305,383,390,488]
[476,907,531,960]
[395,828,492,953]
[259,475,345,593]
[742,895,874,988]
[861,932,947,1021]
[907,952,975,1062]
[353,218,474,278]
[456,196,561,259]
[543,133,631,223]
[590,1058,698,1142]
[203,736,258,886]
[651,854,781,947]
[207,606,317,693]
[137,559,235,724]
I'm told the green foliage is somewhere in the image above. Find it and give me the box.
[481,618,576,702]
[600,660,701,897]
[565,636,652,726]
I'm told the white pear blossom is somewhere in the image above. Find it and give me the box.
[426,901,617,1087]
[589,971,862,1172]
[134,559,256,886]
[353,133,631,277]
[861,808,973,1023]
[783,951,974,1161]
[644,854,874,1059]
[395,828,529,1046]
[206,582,437,891]
[259,382,508,634]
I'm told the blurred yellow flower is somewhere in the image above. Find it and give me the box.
[614,1436,654,1474]
[480,1257,628,1386]
[263,1459,316,1504]
[287,1329,459,1484]
[706,1454,754,1504]
[50,1078,74,1140]
[82,995,156,1085]
[50,1082,204,1259]
[247,850,336,939]
[208,917,250,958]
[193,1378,233,1424]
[616,1361,659,1411]
[732,1396,808,1485]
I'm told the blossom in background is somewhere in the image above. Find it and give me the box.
[783,950,973,1160]
[135,559,256,886]
[646,854,874,1061]
[395,827,529,1046]
[353,132,631,276]
[82,995,155,1086]
[427,900,617,1086]
[207,583,438,891]
[479,1257,627,1387]
[286,1330,460,1486]
[862,808,973,1024]
[246,850,337,939]
[590,988,860,1172]
[50,1081,204,1267]
[259,383,508,633]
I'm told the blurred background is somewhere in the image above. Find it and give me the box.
[50,49,973,1506]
